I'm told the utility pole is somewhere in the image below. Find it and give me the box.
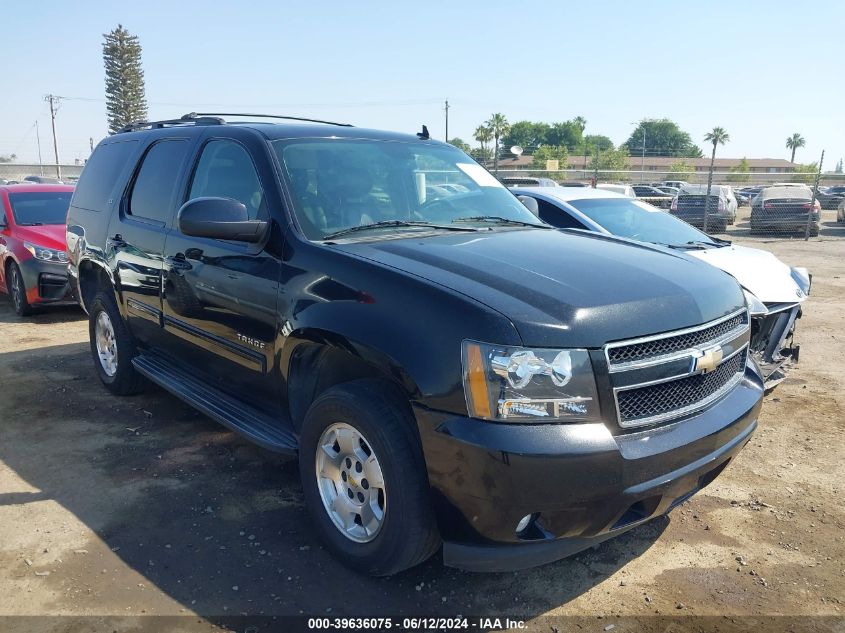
[641,127,646,182]
[35,121,44,176]
[444,99,449,143]
[805,150,824,241]
[45,94,62,179]
[89,137,94,154]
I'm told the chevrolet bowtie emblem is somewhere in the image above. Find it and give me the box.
[694,345,724,374]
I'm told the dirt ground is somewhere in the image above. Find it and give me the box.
[0,212,843,632]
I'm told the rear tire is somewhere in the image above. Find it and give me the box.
[88,291,145,395]
[7,263,34,316]
[299,379,440,576]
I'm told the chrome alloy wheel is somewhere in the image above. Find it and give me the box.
[94,311,118,377]
[315,422,386,543]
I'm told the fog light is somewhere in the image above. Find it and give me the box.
[515,514,533,534]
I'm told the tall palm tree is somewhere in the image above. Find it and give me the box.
[703,127,730,232]
[786,133,805,164]
[485,113,510,174]
[473,125,493,163]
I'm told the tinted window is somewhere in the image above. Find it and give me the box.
[72,140,139,212]
[535,198,587,229]
[8,191,73,225]
[567,197,717,246]
[275,139,539,241]
[189,140,264,220]
[128,140,190,223]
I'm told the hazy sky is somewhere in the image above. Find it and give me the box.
[1,0,843,166]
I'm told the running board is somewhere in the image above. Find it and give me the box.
[132,354,298,454]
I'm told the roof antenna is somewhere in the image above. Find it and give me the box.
[416,125,430,140]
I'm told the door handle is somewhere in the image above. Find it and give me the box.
[165,254,193,271]
[106,234,127,248]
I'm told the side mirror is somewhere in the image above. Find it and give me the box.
[517,195,539,214]
[177,197,268,243]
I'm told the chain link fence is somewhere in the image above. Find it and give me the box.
[494,168,845,241]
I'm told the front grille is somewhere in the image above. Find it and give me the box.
[617,349,747,426]
[608,311,748,365]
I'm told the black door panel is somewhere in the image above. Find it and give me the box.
[161,133,283,414]
[110,138,193,345]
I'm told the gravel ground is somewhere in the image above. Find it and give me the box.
[0,220,842,633]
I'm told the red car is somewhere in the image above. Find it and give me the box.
[0,184,76,315]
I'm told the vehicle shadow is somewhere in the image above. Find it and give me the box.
[0,334,667,623]
[0,298,85,324]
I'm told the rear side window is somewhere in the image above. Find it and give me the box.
[72,140,139,212]
[128,140,191,223]
[536,199,588,229]
[188,140,265,220]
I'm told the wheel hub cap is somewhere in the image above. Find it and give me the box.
[315,422,386,543]
[95,312,118,377]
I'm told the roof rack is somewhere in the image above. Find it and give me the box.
[115,114,224,134]
[183,112,354,127]
[114,112,354,135]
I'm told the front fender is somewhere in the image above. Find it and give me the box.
[275,248,522,418]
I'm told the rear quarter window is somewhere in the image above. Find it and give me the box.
[72,140,139,212]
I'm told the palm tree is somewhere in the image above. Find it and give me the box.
[786,133,805,164]
[473,125,493,164]
[485,113,510,174]
[703,127,730,232]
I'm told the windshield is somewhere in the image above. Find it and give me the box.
[8,191,72,225]
[273,139,541,240]
[567,197,720,246]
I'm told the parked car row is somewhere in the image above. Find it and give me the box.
[4,115,811,577]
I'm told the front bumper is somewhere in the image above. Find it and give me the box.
[415,365,763,572]
[750,305,802,389]
[19,257,75,305]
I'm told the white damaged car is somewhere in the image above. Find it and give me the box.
[513,186,810,389]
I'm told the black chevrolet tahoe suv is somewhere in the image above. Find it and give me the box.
[66,113,764,575]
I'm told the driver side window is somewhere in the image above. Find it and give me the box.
[189,140,265,220]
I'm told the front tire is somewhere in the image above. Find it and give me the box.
[88,291,144,395]
[299,380,440,576]
[8,263,34,316]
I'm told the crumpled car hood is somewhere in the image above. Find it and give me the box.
[687,244,806,304]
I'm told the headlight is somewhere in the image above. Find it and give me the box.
[790,266,811,296]
[462,341,600,423]
[743,289,767,316]
[23,242,68,263]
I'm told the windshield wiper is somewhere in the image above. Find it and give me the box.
[665,240,724,250]
[18,222,45,226]
[322,220,477,241]
[452,215,551,228]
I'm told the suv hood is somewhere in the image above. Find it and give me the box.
[13,224,67,252]
[337,229,745,348]
[687,244,806,304]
